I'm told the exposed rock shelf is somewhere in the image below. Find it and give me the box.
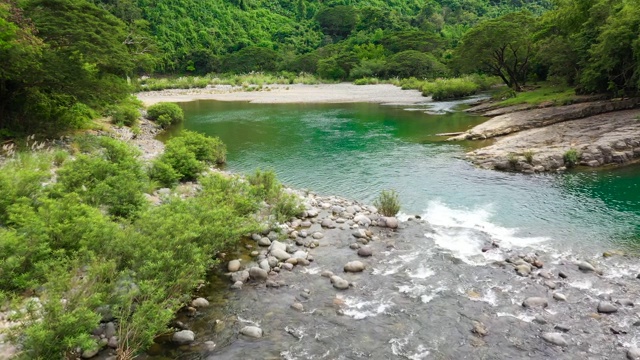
[449,98,640,172]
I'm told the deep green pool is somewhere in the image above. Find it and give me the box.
[167,100,640,252]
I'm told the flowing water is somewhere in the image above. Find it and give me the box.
[147,98,640,359]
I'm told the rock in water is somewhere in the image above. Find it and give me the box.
[472,321,488,337]
[228,260,241,272]
[541,332,568,347]
[628,347,640,360]
[357,246,372,257]
[312,232,324,239]
[249,267,268,281]
[344,261,365,273]
[191,297,209,308]
[172,330,195,345]
[330,275,350,290]
[270,248,291,261]
[597,301,618,314]
[553,293,567,301]
[240,326,263,338]
[321,218,335,228]
[577,261,596,272]
[385,217,399,229]
[258,237,271,246]
[353,214,371,227]
[522,297,548,308]
[515,264,531,277]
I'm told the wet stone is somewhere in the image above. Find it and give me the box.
[357,246,373,257]
[553,293,567,301]
[523,297,548,308]
[554,324,571,333]
[577,261,596,272]
[240,326,263,338]
[291,302,304,312]
[542,332,568,347]
[228,260,241,272]
[598,301,618,314]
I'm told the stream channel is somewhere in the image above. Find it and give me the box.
[146,97,640,359]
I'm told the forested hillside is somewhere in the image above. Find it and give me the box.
[2,0,640,134]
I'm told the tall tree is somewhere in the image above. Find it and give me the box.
[454,11,536,90]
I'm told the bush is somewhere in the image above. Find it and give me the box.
[273,192,304,222]
[523,150,534,164]
[385,51,448,79]
[146,102,184,128]
[108,96,143,126]
[373,189,401,216]
[563,148,580,167]
[247,169,281,201]
[422,78,479,100]
[148,159,181,187]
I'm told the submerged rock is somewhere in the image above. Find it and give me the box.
[330,275,349,290]
[249,267,268,281]
[240,326,263,338]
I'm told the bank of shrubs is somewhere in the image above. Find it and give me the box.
[0,134,301,359]
[397,75,502,100]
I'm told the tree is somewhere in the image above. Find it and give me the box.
[385,50,448,79]
[455,11,536,90]
[315,5,357,41]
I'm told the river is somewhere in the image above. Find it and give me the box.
[146,98,640,359]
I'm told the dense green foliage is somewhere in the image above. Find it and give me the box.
[0,135,301,358]
[146,102,184,128]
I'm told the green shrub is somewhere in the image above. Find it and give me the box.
[146,102,184,128]
[421,78,479,100]
[247,169,281,201]
[563,148,580,167]
[149,159,181,187]
[353,77,380,85]
[507,152,518,167]
[273,192,304,222]
[523,150,534,164]
[52,150,69,166]
[166,130,226,164]
[373,189,401,216]
[160,143,204,181]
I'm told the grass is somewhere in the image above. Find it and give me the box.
[135,72,324,92]
[497,84,577,107]
[373,189,401,217]
[392,75,502,100]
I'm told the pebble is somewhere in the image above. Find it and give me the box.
[538,270,552,279]
[330,275,350,290]
[541,332,568,346]
[553,292,567,301]
[270,249,291,261]
[384,217,399,229]
[597,301,618,314]
[616,299,634,307]
[321,270,334,278]
[321,219,336,228]
[249,267,268,281]
[515,264,531,277]
[577,261,596,272]
[522,297,548,308]
[231,281,243,290]
[544,280,557,289]
[258,237,271,246]
[554,324,571,332]
[312,232,324,239]
[558,271,568,279]
[291,302,304,312]
[281,263,294,271]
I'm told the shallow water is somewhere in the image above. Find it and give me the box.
[145,98,640,359]
[165,99,640,252]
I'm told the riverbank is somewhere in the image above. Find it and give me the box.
[449,98,640,173]
[156,187,640,360]
[136,83,427,106]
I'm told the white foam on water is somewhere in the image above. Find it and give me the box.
[423,201,549,265]
[406,265,435,279]
[390,333,431,359]
[300,266,322,275]
[568,279,592,290]
[236,316,260,326]
[341,296,393,320]
[408,345,431,360]
[497,312,535,323]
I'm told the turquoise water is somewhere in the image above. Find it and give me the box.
[169,100,640,252]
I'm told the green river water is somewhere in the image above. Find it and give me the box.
[168,100,640,253]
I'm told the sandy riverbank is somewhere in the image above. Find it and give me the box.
[136,83,428,106]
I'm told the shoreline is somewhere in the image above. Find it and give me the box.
[136,83,428,107]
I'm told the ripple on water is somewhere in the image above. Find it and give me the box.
[338,295,394,320]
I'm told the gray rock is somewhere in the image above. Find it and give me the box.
[541,332,568,346]
[267,231,279,241]
[289,231,298,239]
[554,324,571,333]
[267,256,278,268]
[240,326,263,338]
[271,248,291,261]
[203,341,216,351]
[312,232,324,239]
[538,270,552,279]
[104,321,116,338]
[300,221,312,228]
[230,270,249,283]
[553,293,567,301]
[81,348,100,359]
[628,347,640,360]
[353,214,371,227]
[281,263,294,271]
[344,261,365,273]
[385,217,399,229]
[544,280,557,289]
[292,250,308,259]
[172,330,195,345]
[191,297,209,308]
[515,264,531,277]
[107,336,118,349]
[291,302,304,312]
[577,261,596,272]
[472,321,488,337]
[321,270,334,278]
[331,206,344,214]
[597,301,618,314]
[259,259,271,271]
[558,271,568,278]
[251,233,262,241]
[231,281,243,290]
[269,240,287,253]
[321,219,336,228]
[357,247,372,257]
[249,267,269,281]
[352,229,368,239]
[306,209,318,218]
[330,275,349,290]
[617,299,635,307]
[258,237,272,246]
[522,297,548,308]
[228,260,241,272]
[297,258,310,266]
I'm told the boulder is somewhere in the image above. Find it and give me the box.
[172,330,195,345]
[249,267,269,281]
[597,301,618,314]
[577,261,596,272]
[269,240,287,253]
[541,332,568,347]
[522,297,548,308]
[258,237,271,246]
[271,248,291,261]
[240,326,263,338]
[191,297,209,308]
[344,261,365,273]
[353,214,372,227]
[384,217,399,229]
[230,270,249,283]
[228,260,241,272]
[330,275,349,290]
[312,232,324,239]
[357,247,373,257]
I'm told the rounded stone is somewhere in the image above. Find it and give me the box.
[191,297,209,308]
[172,330,195,345]
[344,261,365,273]
[249,267,269,281]
[541,332,568,347]
[522,297,548,308]
[357,247,373,257]
[240,326,263,338]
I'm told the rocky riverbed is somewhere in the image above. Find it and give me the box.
[142,189,640,360]
[449,98,640,173]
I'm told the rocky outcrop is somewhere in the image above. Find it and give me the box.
[467,108,640,172]
[452,98,640,141]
